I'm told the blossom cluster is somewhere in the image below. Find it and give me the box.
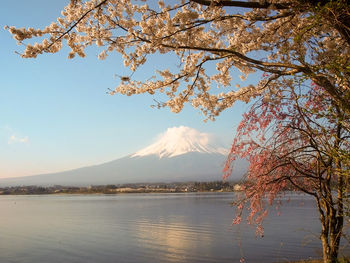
[7,0,350,118]
[224,80,350,234]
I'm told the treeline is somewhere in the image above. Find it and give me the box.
[193,181,235,191]
[0,181,240,195]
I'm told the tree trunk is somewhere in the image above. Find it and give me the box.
[321,221,341,263]
[321,235,341,263]
[319,195,344,263]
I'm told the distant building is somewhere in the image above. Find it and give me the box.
[234,184,242,191]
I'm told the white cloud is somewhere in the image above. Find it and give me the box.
[8,135,29,144]
[2,125,30,145]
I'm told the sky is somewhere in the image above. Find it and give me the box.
[0,1,252,179]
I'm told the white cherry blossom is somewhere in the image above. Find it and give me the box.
[6,0,350,118]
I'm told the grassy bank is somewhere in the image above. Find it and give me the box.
[288,257,350,263]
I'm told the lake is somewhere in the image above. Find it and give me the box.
[0,193,348,262]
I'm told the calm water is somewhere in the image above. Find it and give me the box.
[0,193,348,263]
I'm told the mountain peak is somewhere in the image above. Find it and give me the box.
[131,126,228,158]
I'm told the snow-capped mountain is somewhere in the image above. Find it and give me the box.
[0,126,247,186]
[132,126,228,158]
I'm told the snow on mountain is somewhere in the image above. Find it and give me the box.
[131,126,228,158]
[0,126,246,187]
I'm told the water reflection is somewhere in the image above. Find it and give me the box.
[134,218,212,262]
[0,193,348,263]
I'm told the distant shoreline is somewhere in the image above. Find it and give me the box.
[0,181,241,195]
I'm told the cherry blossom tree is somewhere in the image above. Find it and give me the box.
[6,1,350,261]
[224,81,350,263]
[5,0,350,119]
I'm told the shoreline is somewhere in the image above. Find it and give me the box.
[0,181,240,195]
[287,257,350,263]
[0,191,234,197]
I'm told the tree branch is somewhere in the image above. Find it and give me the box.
[43,0,109,53]
[190,0,292,10]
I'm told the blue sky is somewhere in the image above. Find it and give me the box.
[0,1,251,178]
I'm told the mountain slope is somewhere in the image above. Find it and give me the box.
[0,126,247,186]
